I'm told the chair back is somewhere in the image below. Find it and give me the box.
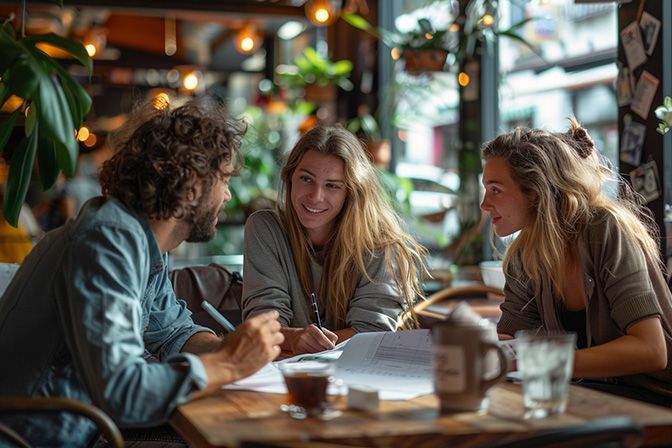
[407,284,504,328]
[0,396,123,448]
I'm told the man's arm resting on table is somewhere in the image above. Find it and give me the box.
[180,311,284,398]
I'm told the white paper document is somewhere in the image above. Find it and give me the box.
[223,330,434,400]
[335,329,433,400]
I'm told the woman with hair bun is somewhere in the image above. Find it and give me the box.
[481,118,672,406]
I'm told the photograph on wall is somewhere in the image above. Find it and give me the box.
[631,71,659,119]
[629,160,660,204]
[639,11,661,56]
[620,21,647,70]
[617,65,634,106]
[620,120,646,166]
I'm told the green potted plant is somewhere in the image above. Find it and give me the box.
[0,10,92,226]
[346,108,390,168]
[342,0,534,74]
[655,96,672,135]
[276,47,353,103]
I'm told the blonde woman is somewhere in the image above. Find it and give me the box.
[481,118,672,406]
[242,125,427,355]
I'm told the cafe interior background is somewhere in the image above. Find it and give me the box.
[0,0,670,292]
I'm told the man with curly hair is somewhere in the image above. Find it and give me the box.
[0,96,284,446]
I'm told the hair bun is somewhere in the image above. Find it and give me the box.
[566,117,595,159]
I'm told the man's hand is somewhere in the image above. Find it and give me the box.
[196,311,283,396]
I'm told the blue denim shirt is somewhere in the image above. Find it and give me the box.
[0,197,212,446]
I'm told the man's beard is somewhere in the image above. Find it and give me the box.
[185,201,220,243]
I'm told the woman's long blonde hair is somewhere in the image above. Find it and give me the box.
[277,125,428,329]
[482,118,662,299]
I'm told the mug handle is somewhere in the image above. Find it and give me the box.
[479,343,510,393]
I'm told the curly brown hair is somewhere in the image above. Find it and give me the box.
[99,96,245,220]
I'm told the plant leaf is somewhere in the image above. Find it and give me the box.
[4,126,38,226]
[341,12,372,32]
[0,108,20,154]
[24,33,92,76]
[53,140,76,177]
[36,78,78,176]
[37,137,60,190]
[25,103,37,136]
[27,46,92,126]
[5,58,42,98]
[0,26,22,72]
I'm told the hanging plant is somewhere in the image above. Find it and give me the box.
[0,7,92,226]
[342,0,536,74]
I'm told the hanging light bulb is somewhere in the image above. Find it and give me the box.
[305,0,342,26]
[235,25,261,54]
[82,27,107,58]
[183,70,201,92]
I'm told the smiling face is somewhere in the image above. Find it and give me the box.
[290,150,348,247]
[480,157,533,237]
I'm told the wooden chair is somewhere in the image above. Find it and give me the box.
[410,284,504,328]
[488,416,644,448]
[0,397,123,448]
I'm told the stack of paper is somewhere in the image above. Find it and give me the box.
[224,329,433,400]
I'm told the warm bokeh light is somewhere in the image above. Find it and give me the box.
[458,72,470,87]
[391,47,401,60]
[183,72,199,91]
[152,93,170,110]
[85,43,97,57]
[77,126,90,142]
[315,8,330,23]
[305,0,339,26]
[397,130,407,142]
[449,23,460,33]
[84,133,97,147]
[425,32,433,40]
[235,25,259,54]
[481,14,495,27]
[240,37,254,52]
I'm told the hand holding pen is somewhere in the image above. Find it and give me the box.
[310,293,322,330]
[289,293,337,354]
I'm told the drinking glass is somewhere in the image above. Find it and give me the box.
[515,330,577,419]
[278,361,341,419]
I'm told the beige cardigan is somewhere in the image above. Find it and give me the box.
[497,211,672,398]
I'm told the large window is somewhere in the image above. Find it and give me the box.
[498,0,619,165]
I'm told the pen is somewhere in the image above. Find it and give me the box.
[201,300,236,333]
[310,293,322,330]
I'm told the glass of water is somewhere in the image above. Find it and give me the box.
[515,330,577,419]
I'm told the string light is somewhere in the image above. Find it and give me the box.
[390,48,401,60]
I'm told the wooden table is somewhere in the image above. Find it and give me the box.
[172,382,672,447]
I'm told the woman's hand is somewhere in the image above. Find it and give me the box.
[282,325,338,355]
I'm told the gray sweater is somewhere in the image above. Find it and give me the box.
[498,211,672,397]
[242,210,404,332]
